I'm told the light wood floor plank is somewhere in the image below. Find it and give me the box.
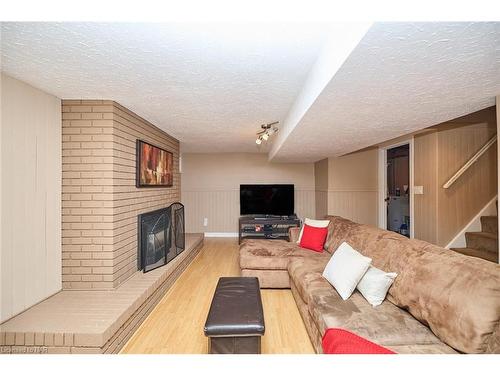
[120,238,314,354]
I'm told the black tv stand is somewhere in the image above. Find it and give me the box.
[238,215,301,244]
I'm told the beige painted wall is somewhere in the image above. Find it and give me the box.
[327,148,379,226]
[181,153,315,233]
[1,74,62,322]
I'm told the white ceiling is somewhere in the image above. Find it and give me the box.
[271,22,500,161]
[0,22,330,153]
[1,22,500,160]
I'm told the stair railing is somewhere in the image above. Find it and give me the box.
[443,134,497,189]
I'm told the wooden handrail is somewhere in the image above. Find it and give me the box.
[442,135,497,189]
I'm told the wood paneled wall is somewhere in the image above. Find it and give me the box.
[414,131,439,243]
[181,153,315,233]
[1,74,62,323]
[436,119,497,246]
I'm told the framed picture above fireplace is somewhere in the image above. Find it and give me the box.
[136,139,173,187]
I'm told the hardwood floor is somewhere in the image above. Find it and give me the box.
[120,238,314,354]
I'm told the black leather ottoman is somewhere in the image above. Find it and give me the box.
[204,277,265,354]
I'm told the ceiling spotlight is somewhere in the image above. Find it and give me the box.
[255,121,279,145]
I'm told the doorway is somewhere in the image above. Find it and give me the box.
[378,140,414,238]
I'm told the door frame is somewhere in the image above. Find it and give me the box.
[378,138,415,238]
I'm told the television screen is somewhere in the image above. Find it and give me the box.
[240,184,294,216]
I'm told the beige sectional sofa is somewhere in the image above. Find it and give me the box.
[238,216,500,354]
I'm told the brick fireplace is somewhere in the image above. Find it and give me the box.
[62,100,181,289]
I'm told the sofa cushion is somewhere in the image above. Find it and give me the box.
[299,224,328,252]
[323,216,361,254]
[309,288,445,348]
[322,242,372,300]
[289,256,445,348]
[241,269,290,289]
[288,257,332,305]
[357,266,397,307]
[297,218,331,243]
[327,216,500,354]
[239,239,329,270]
[386,343,457,354]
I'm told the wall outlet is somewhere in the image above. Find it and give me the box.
[413,186,424,195]
[203,218,208,227]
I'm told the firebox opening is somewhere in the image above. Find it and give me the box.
[138,202,185,273]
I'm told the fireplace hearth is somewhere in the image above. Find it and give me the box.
[138,202,185,273]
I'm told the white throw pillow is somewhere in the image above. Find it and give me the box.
[297,218,330,243]
[322,242,372,300]
[357,266,397,307]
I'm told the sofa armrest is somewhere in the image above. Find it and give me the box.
[288,226,301,243]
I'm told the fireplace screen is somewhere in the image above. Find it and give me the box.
[138,202,185,273]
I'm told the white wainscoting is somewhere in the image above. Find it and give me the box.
[182,189,315,233]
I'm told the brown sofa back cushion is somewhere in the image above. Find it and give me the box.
[324,215,361,253]
[324,216,500,354]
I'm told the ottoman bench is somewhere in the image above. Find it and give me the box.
[203,277,265,354]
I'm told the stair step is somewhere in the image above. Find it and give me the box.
[465,232,498,253]
[480,216,498,234]
[450,247,499,263]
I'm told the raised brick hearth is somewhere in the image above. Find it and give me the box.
[0,234,203,354]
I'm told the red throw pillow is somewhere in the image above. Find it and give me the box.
[299,224,328,252]
[322,328,395,354]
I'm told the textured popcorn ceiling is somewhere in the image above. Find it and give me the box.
[0,22,329,153]
[271,22,500,162]
[1,22,499,160]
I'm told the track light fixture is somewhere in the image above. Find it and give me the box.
[255,121,279,145]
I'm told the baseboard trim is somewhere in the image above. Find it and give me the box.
[204,232,239,238]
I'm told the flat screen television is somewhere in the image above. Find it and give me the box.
[240,184,294,216]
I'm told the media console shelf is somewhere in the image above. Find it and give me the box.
[238,215,301,244]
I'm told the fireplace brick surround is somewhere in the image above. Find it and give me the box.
[62,100,180,289]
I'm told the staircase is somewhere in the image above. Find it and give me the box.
[451,215,499,263]
[444,134,498,263]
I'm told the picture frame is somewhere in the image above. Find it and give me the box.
[136,139,173,188]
